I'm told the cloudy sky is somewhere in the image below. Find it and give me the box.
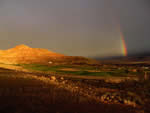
[0,0,149,57]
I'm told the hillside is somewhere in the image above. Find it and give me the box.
[0,45,97,65]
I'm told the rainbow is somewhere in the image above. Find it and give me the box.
[118,25,128,56]
[120,33,128,56]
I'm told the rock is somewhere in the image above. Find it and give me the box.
[114,99,119,103]
[106,96,110,100]
[48,61,53,64]
[62,81,66,84]
[123,99,136,107]
[51,76,56,81]
[101,96,105,101]
[101,92,143,107]
[124,99,128,104]
[75,86,79,89]
[60,77,64,80]
[111,95,115,99]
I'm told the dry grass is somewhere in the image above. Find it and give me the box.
[0,68,140,113]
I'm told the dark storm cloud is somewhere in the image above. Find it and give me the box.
[0,0,149,57]
[111,0,150,55]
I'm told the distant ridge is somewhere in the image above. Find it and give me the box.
[0,44,64,64]
[0,45,97,65]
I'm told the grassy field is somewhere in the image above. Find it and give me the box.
[15,64,141,77]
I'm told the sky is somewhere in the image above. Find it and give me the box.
[0,0,149,57]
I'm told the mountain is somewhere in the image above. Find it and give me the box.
[0,45,97,65]
[0,44,64,57]
[95,55,150,65]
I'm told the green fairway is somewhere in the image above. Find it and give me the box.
[16,64,137,77]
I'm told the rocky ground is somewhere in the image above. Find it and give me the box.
[0,67,146,113]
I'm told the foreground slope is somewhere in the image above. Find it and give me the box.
[0,68,138,113]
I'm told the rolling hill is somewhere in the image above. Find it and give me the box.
[0,45,97,65]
